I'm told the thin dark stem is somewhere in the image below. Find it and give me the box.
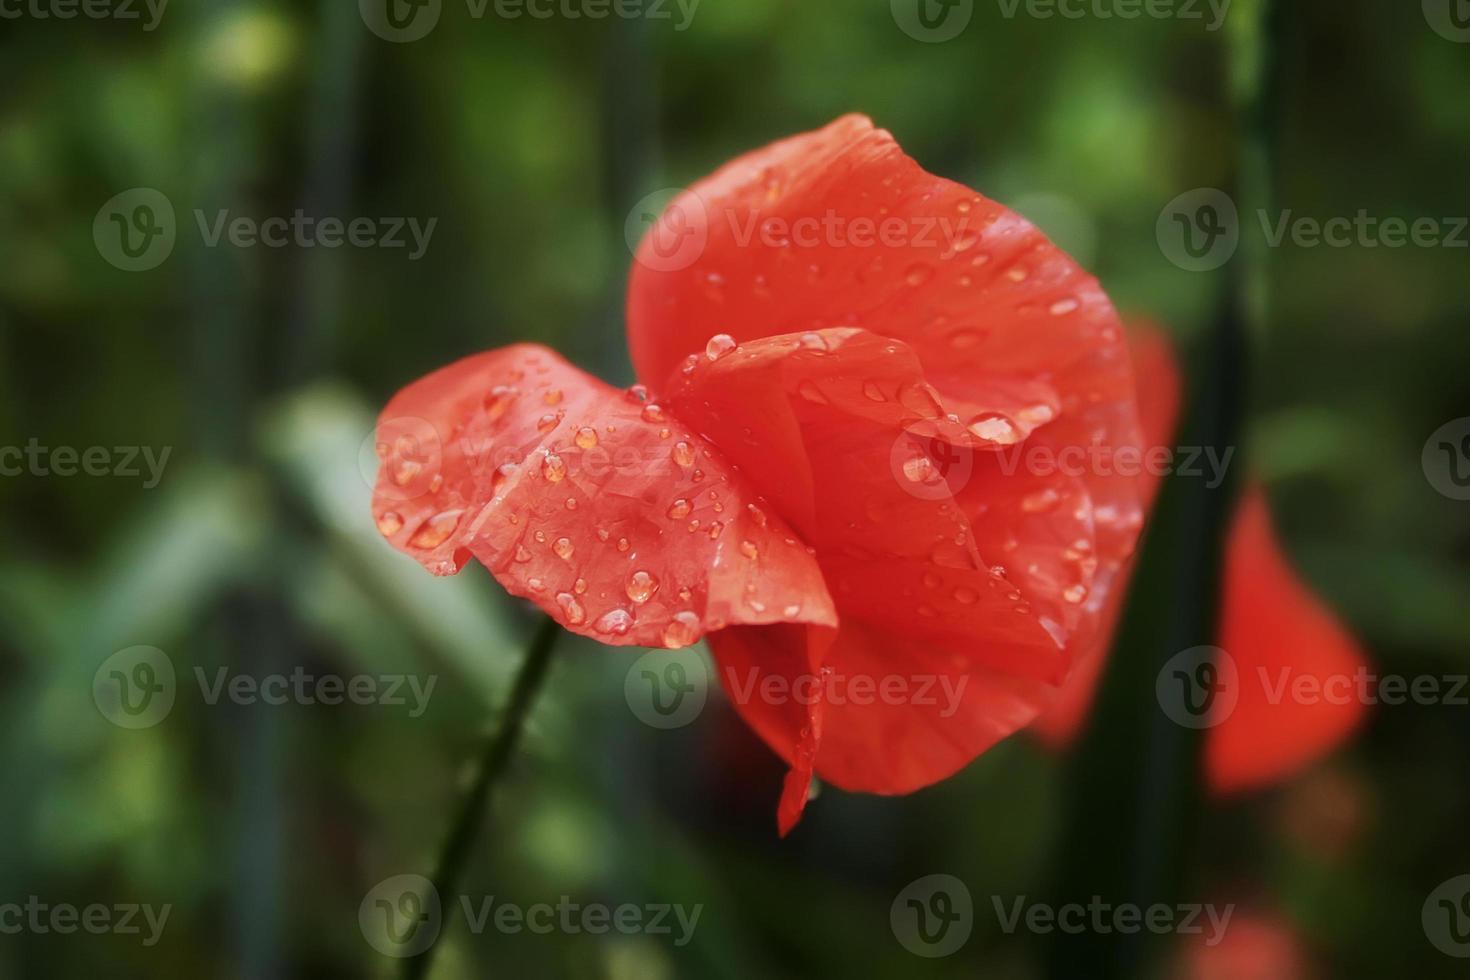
[401,615,560,980]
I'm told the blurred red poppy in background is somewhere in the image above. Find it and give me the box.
[371,115,1365,832]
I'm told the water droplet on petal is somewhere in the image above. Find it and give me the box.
[898,382,943,419]
[574,426,598,449]
[537,412,563,432]
[492,462,518,493]
[641,403,666,423]
[954,586,979,605]
[626,570,659,604]
[904,263,933,287]
[409,509,463,549]
[949,329,983,350]
[862,381,887,402]
[797,380,828,404]
[543,388,564,406]
[616,537,630,552]
[902,455,935,483]
[746,503,767,527]
[574,578,588,594]
[556,592,585,624]
[552,536,574,560]
[667,498,692,519]
[705,333,737,361]
[594,607,633,635]
[542,452,568,482]
[672,441,696,467]
[1049,297,1080,316]
[739,540,759,559]
[707,521,724,539]
[625,384,649,403]
[968,412,1021,445]
[484,385,518,420]
[798,332,828,351]
[662,612,700,649]
[376,511,404,535]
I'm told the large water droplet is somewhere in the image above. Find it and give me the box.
[556,592,585,624]
[968,412,1021,445]
[376,511,404,536]
[542,452,568,482]
[705,333,737,361]
[626,570,659,604]
[641,403,666,423]
[574,426,598,449]
[667,498,692,519]
[409,509,463,549]
[672,441,696,467]
[594,607,633,635]
[553,536,574,560]
[662,612,700,649]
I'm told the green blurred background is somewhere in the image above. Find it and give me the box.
[2,0,1468,976]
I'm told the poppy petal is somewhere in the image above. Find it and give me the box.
[663,328,1070,808]
[371,344,836,648]
[1210,485,1368,793]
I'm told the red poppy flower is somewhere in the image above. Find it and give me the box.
[1031,329,1368,794]
[373,114,1335,832]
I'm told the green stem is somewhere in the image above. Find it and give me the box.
[401,615,560,980]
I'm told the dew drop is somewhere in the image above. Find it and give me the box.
[626,570,660,604]
[574,578,588,594]
[594,607,634,636]
[898,382,943,419]
[746,503,768,527]
[667,498,692,519]
[902,455,935,483]
[543,388,564,406]
[949,329,983,350]
[798,332,828,351]
[376,511,404,535]
[797,380,828,404]
[625,383,649,403]
[968,412,1021,445]
[672,441,696,467]
[739,540,759,559]
[705,333,737,361]
[1049,297,1080,316]
[862,381,887,402]
[574,426,598,449]
[552,536,574,560]
[954,586,979,605]
[904,263,933,287]
[542,452,567,482]
[484,384,518,420]
[662,612,700,649]
[1063,584,1088,604]
[616,537,630,552]
[556,592,585,625]
[707,521,724,539]
[537,412,563,432]
[409,509,462,549]
[641,403,667,423]
[492,462,518,493]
